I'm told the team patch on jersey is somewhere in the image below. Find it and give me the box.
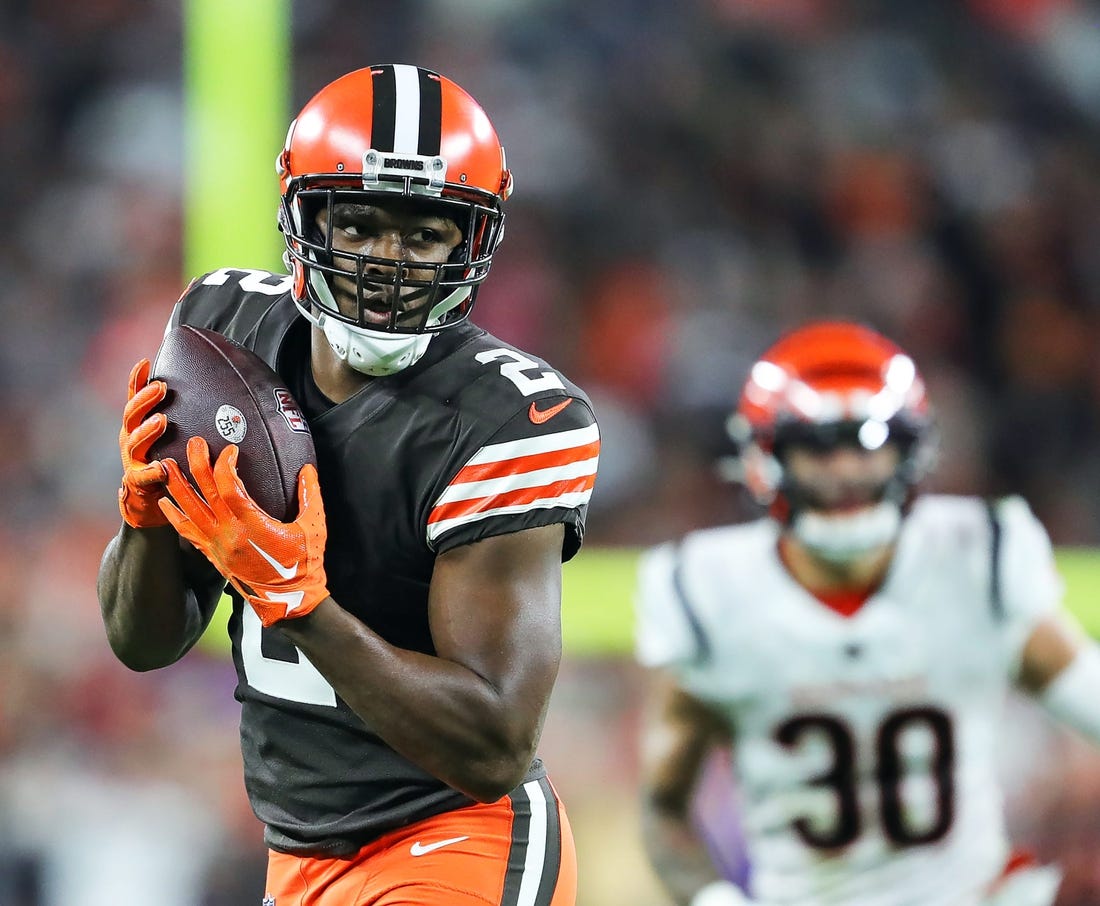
[427,423,599,543]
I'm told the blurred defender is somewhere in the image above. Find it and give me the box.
[98,65,599,906]
[635,321,1100,906]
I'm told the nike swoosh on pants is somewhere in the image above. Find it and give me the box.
[410,835,470,856]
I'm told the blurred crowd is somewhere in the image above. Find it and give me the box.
[3,0,1100,903]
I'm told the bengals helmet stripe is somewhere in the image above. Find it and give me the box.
[728,320,937,511]
[368,64,444,156]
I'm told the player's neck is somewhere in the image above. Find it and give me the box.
[310,329,373,403]
[778,533,894,599]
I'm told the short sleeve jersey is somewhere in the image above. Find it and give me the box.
[172,268,600,855]
[635,495,1062,906]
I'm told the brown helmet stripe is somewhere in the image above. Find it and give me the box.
[416,67,442,156]
[369,64,397,151]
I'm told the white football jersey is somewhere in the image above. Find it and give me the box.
[635,495,1063,906]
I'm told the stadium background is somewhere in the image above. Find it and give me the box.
[4,0,1100,902]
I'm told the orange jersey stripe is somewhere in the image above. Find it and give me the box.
[452,440,601,485]
[428,474,597,525]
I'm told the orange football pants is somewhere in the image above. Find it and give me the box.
[264,776,576,906]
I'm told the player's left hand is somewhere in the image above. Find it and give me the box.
[159,436,330,626]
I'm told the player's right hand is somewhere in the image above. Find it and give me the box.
[118,358,170,529]
[159,437,330,627]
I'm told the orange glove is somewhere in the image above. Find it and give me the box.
[118,358,170,528]
[159,437,330,626]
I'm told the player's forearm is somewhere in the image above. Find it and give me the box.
[642,798,726,906]
[279,598,550,802]
[97,525,209,670]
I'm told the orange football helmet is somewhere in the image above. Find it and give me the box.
[276,64,513,373]
[728,321,936,517]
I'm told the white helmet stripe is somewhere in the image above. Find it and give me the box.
[391,64,422,153]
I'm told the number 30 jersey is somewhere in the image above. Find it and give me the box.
[169,269,600,855]
[635,495,1062,906]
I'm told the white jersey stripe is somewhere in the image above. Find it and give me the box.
[391,64,421,153]
[465,424,600,466]
[427,492,594,543]
[435,456,599,506]
[516,779,548,906]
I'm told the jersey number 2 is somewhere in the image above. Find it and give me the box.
[774,706,955,849]
[240,608,337,707]
[475,349,565,395]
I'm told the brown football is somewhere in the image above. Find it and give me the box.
[149,325,316,521]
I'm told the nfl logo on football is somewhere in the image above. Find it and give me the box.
[274,388,310,434]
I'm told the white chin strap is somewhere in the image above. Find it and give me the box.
[790,500,902,564]
[292,292,431,377]
[322,317,432,377]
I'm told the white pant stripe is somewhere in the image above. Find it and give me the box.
[516,779,548,906]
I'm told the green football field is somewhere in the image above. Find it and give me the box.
[560,547,1100,655]
[198,546,1100,657]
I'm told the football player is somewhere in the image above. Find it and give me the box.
[635,321,1100,906]
[98,65,599,906]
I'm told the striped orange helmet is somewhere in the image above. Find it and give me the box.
[728,321,936,510]
[276,64,513,338]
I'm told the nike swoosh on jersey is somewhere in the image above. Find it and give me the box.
[248,539,299,580]
[528,397,573,424]
[410,835,470,856]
